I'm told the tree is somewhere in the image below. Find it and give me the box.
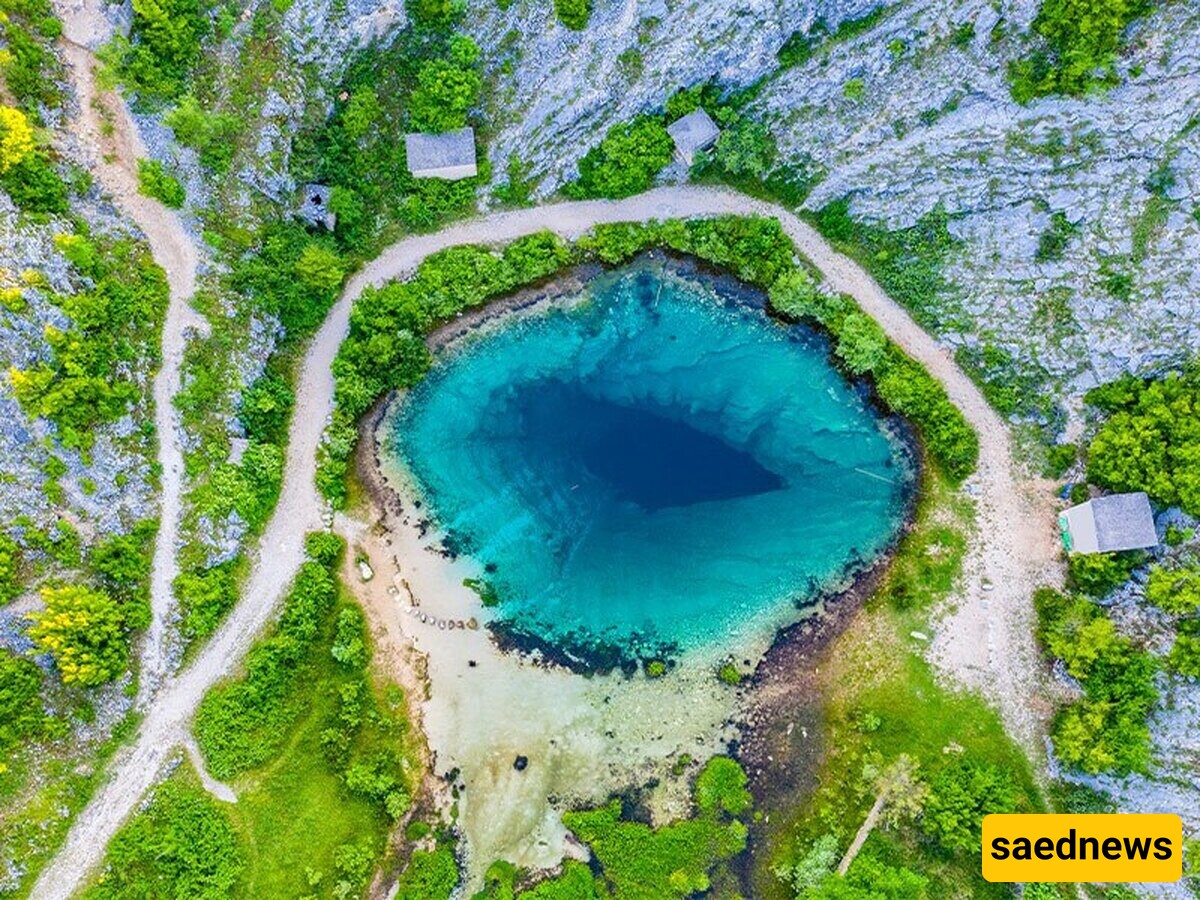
[921,756,1015,853]
[408,53,481,133]
[567,116,673,199]
[835,312,888,374]
[0,105,34,172]
[27,584,129,686]
[1145,564,1200,615]
[294,243,346,296]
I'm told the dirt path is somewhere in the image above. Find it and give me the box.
[54,15,207,707]
[32,185,1059,898]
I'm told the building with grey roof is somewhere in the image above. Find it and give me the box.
[1059,492,1158,554]
[667,108,720,166]
[405,127,478,180]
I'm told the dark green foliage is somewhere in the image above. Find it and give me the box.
[135,158,185,208]
[1035,211,1078,261]
[163,96,240,173]
[813,198,959,332]
[394,848,459,900]
[173,560,239,639]
[1067,551,1140,597]
[229,224,346,339]
[553,0,590,30]
[0,0,63,115]
[9,235,167,449]
[0,151,69,213]
[557,757,750,898]
[237,370,294,444]
[1009,0,1151,101]
[1044,443,1077,478]
[1085,371,1200,515]
[921,756,1016,852]
[290,27,484,251]
[187,439,282,532]
[102,0,211,104]
[1033,587,1157,774]
[0,649,46,751]
[83,780,243,899]
[517,861,600,899]
[0,531,22,603]
[565,115,673,199]
[693,755,751,817]
[195,542,342,778]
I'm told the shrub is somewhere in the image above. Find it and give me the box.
[136,158,185,207]
[0,648,46,751]
[237,371,294,444]
[27,584,130,686]
[1169,627,1200,678]
[1009,0,1150,101]
[0,150,69,213]
[104,0,210,103]
[834,311,887,374]
[0,105,35,172]
[921,756,1016,853]
[84,780,243,899]
[1067,551,1139,597]
[1144,564,1200,615]
[394,848,459,900]
[164,96,240,172]
[566,116,673,199]
[408,46,482,132]
[174,562,239,639]
[0,532,22,603]
[693,756,751,817]
[554,0,590,29]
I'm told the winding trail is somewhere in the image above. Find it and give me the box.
[30,175,1059,896]
[53,13,206,706]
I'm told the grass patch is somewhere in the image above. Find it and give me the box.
[754,468,1044,898]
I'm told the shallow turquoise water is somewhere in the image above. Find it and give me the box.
[388,262,912,654]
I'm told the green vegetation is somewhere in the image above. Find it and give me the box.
[0,531,22,603]
[84,776,243,899]
[1034,587,1156,774]
[100,0,211,104]
[1035,211,1078,261]
[812,198,963,333]
[186,533,421,896]
[553,0,590,30]
[763,471,1040,899]
[323,217,977,509]
[956,343,1056,424]
[0,0,64,116]
[26,584,138,686]
[565,115,673,199]
[395,847,460,899]
[717,660,743,686]
[0,649,46,752]
[135,158,186,208]
[1145,562,1200,615]
[1084,370,1200,515]
[1067,550,1141,597]
[8,233,168,449]
[1009,0,1152,101]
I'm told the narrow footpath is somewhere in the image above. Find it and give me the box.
[31,116,1060,899]
[54,4,206,706]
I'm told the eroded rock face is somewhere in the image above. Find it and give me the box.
[464,0,1200,418]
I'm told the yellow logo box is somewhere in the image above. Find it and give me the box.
[982,814,1183,883]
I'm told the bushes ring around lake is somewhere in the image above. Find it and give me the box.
[321,215,978,508]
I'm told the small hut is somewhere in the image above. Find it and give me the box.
[297,184,336,230]
[667,108,720,166]
[1059,492,1158,554]
[405,128,478,180]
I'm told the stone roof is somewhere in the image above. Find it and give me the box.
[667,108,720,157]
[1090,492,1158,552]
[404,127,477,175]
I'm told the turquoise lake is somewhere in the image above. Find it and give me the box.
[388,262,913,655]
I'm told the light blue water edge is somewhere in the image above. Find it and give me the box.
[379,257,918,673]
